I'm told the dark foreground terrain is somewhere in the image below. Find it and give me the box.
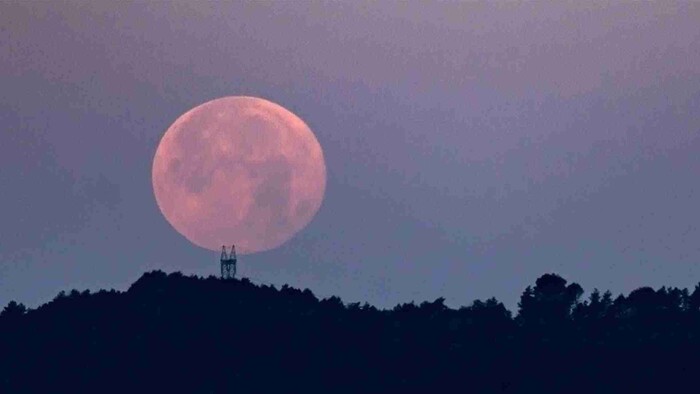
[1,271,699,393]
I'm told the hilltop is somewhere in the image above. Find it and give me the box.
[2,271,700,393]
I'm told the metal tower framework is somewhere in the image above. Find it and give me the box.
[220,245,237,280]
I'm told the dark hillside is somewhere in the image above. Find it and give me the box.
[1,271,699,393]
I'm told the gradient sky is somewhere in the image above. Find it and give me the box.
[2,1,699,310]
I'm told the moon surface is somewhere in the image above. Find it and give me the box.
[152,96,326,254]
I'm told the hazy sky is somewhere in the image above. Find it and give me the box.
[2,1,699,309]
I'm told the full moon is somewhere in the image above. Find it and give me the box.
[152,96,326,254]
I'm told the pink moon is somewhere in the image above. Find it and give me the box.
[151,96,326,254]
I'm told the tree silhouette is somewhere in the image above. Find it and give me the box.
[1,271,700,393]
[0,300,26,319]
[517,273,583,332]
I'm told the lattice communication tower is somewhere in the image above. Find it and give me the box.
[220,245,237,280]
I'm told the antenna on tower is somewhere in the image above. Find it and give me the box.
[220,244,237,280]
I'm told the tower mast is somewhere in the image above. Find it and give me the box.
[220,244,237,280]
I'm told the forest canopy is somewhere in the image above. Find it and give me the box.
[2,271,699,393]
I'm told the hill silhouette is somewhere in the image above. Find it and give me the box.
[2,271,699,393]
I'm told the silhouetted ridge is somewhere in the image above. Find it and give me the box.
[2,271,700,393]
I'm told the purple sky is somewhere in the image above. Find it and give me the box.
[1,1,699,309]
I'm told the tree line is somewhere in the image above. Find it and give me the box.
[1,271,699,393]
